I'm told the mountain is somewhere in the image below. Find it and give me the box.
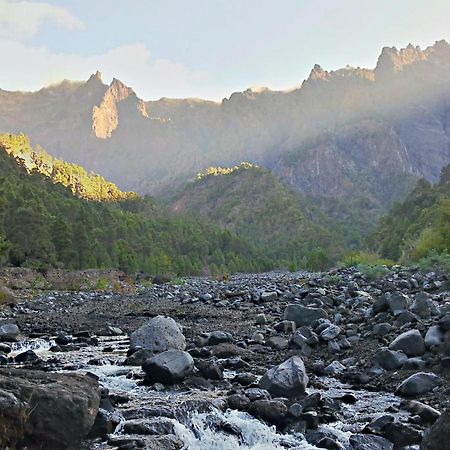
[0,133,135,201]
[371,163,450,262]
[1,41,450,247]
[166,163,348,267]
[0,134,271,274]
[1,41,449,201]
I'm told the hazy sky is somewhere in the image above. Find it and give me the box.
[1,0,450,100]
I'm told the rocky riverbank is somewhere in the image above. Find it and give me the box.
[0,267,449,449]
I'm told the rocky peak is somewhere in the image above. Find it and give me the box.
[374,44,427,79]
[92,77,146,138]
[109,78,134,101]
[307,64,329,81]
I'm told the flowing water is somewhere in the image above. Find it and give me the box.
[10,334,405,450]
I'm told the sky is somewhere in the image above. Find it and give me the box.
[0,0,450,101]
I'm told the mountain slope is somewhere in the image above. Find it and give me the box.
[167,164,347,266]
[0,133,135,201]
[371,164,450,261]
[0,135,270,274]
[1,41,449,202]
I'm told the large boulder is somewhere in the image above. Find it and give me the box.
[396,372,442,396]
[283,304,328,327]
[421,407,450,450]
[389,330,425,357]
[349,433,393,450]
[142,350,194,385]
[0,323,20,342]
[0,368,100,449]
[0,286,17,306]
[129,316,185,353]
[373,347,407,370]
[259,356,308,398]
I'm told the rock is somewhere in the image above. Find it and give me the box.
[0,286,17,306]
[324,361,346,375]
[266,336,289,350]
[204,331,232,346]
[383,421,422,447]
[0,343,11,354]
[0,368,99,449]
[122,417,175,435]
[284,304,328,327]
[108,434,183,450]
[321,324,341,341]
[261,291,278,302]
[259,355,308,398]
[373,322,392,336]
[404,400,440,423]
[410,292,432,318]
[420,407,450,450]
[273,320,296,333]
[124,348,154,366]
[255,314,267,325]
[424,325,445,348]
[142,350,194,385]
[195,357,223,380]
[15,350,40,363]
[249,399,287,425]
[129,316,185,352]
[387,292,410,316]
[227,394,250,410]
[439,314,450,331]
[0,323,20,342]
[349,434,393,450]
[389,329,425,357]
[373,347,407,370]
[396,372,442,396]
[402,357,426,370]
[98,325,123,336]
[244,388,270,401]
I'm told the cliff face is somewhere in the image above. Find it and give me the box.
[0,41,450,210]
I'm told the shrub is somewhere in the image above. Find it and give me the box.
[418,250,450,276]
[356,263,389,281]
[341,251,394,268]
[323,274,342,285]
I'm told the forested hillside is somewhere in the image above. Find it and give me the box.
[0,136,271,274]
[371,164,450,262]
[0,133,135,201]
[168,164,349,270]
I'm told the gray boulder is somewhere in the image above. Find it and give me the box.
[420,407,450,450]
[259,355,308,398]
[387,292,410,316]
[320,324,341,341]
[410,292,431,318]
[374,347,407,370]
[142,350,194,384]
[0,323,20,342]
[283,304,327,327]
[389,329,425,357]
[0,368,99,449]
[396,372,442,396]
[424,325,445,348]
[349,433,393,450]
[129,316,185,352]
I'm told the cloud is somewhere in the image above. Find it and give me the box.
[0,0,84,41]
[0,40,216,100]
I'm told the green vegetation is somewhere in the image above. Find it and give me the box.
[356,264,389,281]
[417,250,450,276]
[0,135,271,275]
[340,251,394,268]
[0,133,136,201]
[371,165,450,265]
[167,165,347,270]
[196,162,258,181]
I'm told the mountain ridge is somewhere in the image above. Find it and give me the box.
[1,40,449,228]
